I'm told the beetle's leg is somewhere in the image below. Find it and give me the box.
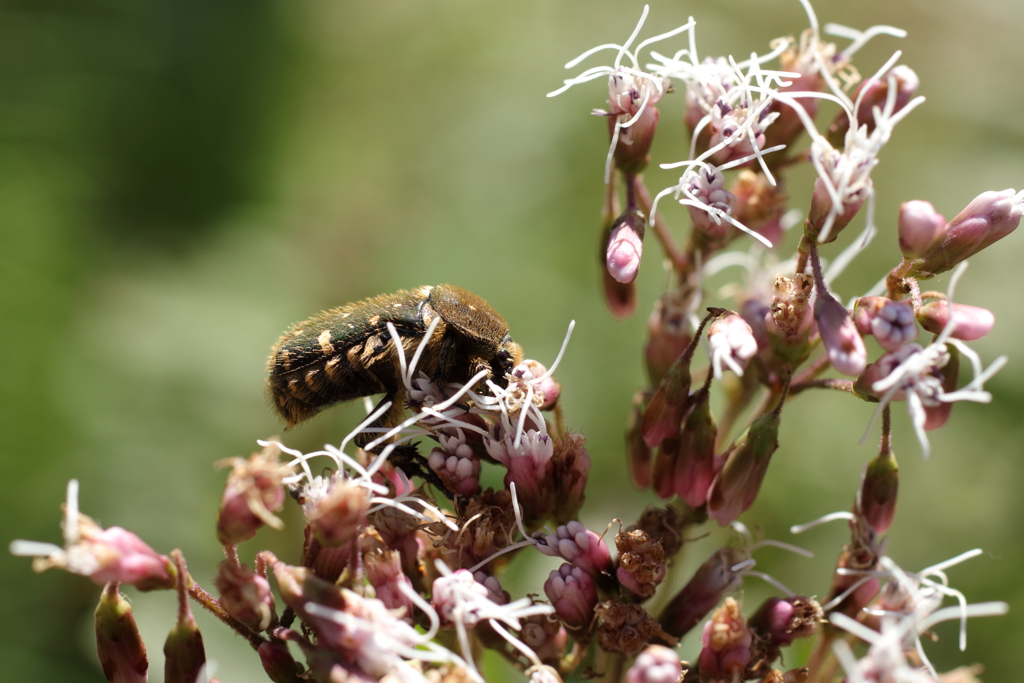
[353,392,454,500]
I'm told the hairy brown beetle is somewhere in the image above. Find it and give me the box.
[267,285,522,491]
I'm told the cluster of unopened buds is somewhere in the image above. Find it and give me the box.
[10,1,1018,681]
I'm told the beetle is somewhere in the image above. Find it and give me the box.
[267,284,523,491]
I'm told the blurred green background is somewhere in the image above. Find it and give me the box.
[2,0,1022,680]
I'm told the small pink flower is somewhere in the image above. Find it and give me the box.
[534,522,613,580]
[544,564,597,631]
[215,442,287,546]
[707,312,757,379]
[626,645,684,683]
[606,210,645,284]
[10,480,175,591]
[697,598,752,680]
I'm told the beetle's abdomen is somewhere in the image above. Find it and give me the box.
[266,288,432,427]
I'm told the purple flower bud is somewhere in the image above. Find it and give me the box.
[815,294,867,376]
[806,176,866,244]
[534,521,613,580]
[810,241,866,376]
[216,442,286,546]
[606,210,645,284]
[853,297,917,353]
[859,450,899,535]
[909,189,1024,278]
[898,200,946,259]
[918,300,995,341]
[432,569,490,627]
[748,596,822,647]
[659,546,746,638]
[428,432,481,497]
[706,408,780,526]
[544,563,597,631]
[214,560,277,632]
[95,582,148,683]
[304,474,369,547]
[697,598,751,681]
[605,72,663,174]
[473,571,510,606]
[626,645,685,683]
[685,167,737,244]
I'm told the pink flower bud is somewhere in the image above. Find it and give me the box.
[708,312,758,378]
[432,569,491,627]
[698,597,751,681]
[748,596,822,648]
[685,167,737,244]
[544,563,597,631]
[814,294,867,376]
[809,242,866,375]
[853,297,917,352]
[859,450,899,535]
[917,300,995,341]
[214,560,277,632]
[428,432,481,497]
[615,529,666,598]
[606,211,645,284]
[626,645,685,683]
[659,546,746,638]
[909,189,1024,278]
[534,521,613,581]
[806,176,866,244]
[473,571,510,606]
[95,582,149,683]
[826,545,880,619]
[898,200,946,259]
[604,71,664,174]
[706,408,780,526]
[304,474,370,547]
[216,442,286,546]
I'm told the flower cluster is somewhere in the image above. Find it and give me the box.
[9,2,1017,682]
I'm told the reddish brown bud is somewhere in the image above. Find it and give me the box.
[165,555,206,683]
[627,390,653,488]
[257,640,304,683]
[95,582,148,683]
[859,450,899,535]
[706,409,781,526]
[659,546,746,639]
